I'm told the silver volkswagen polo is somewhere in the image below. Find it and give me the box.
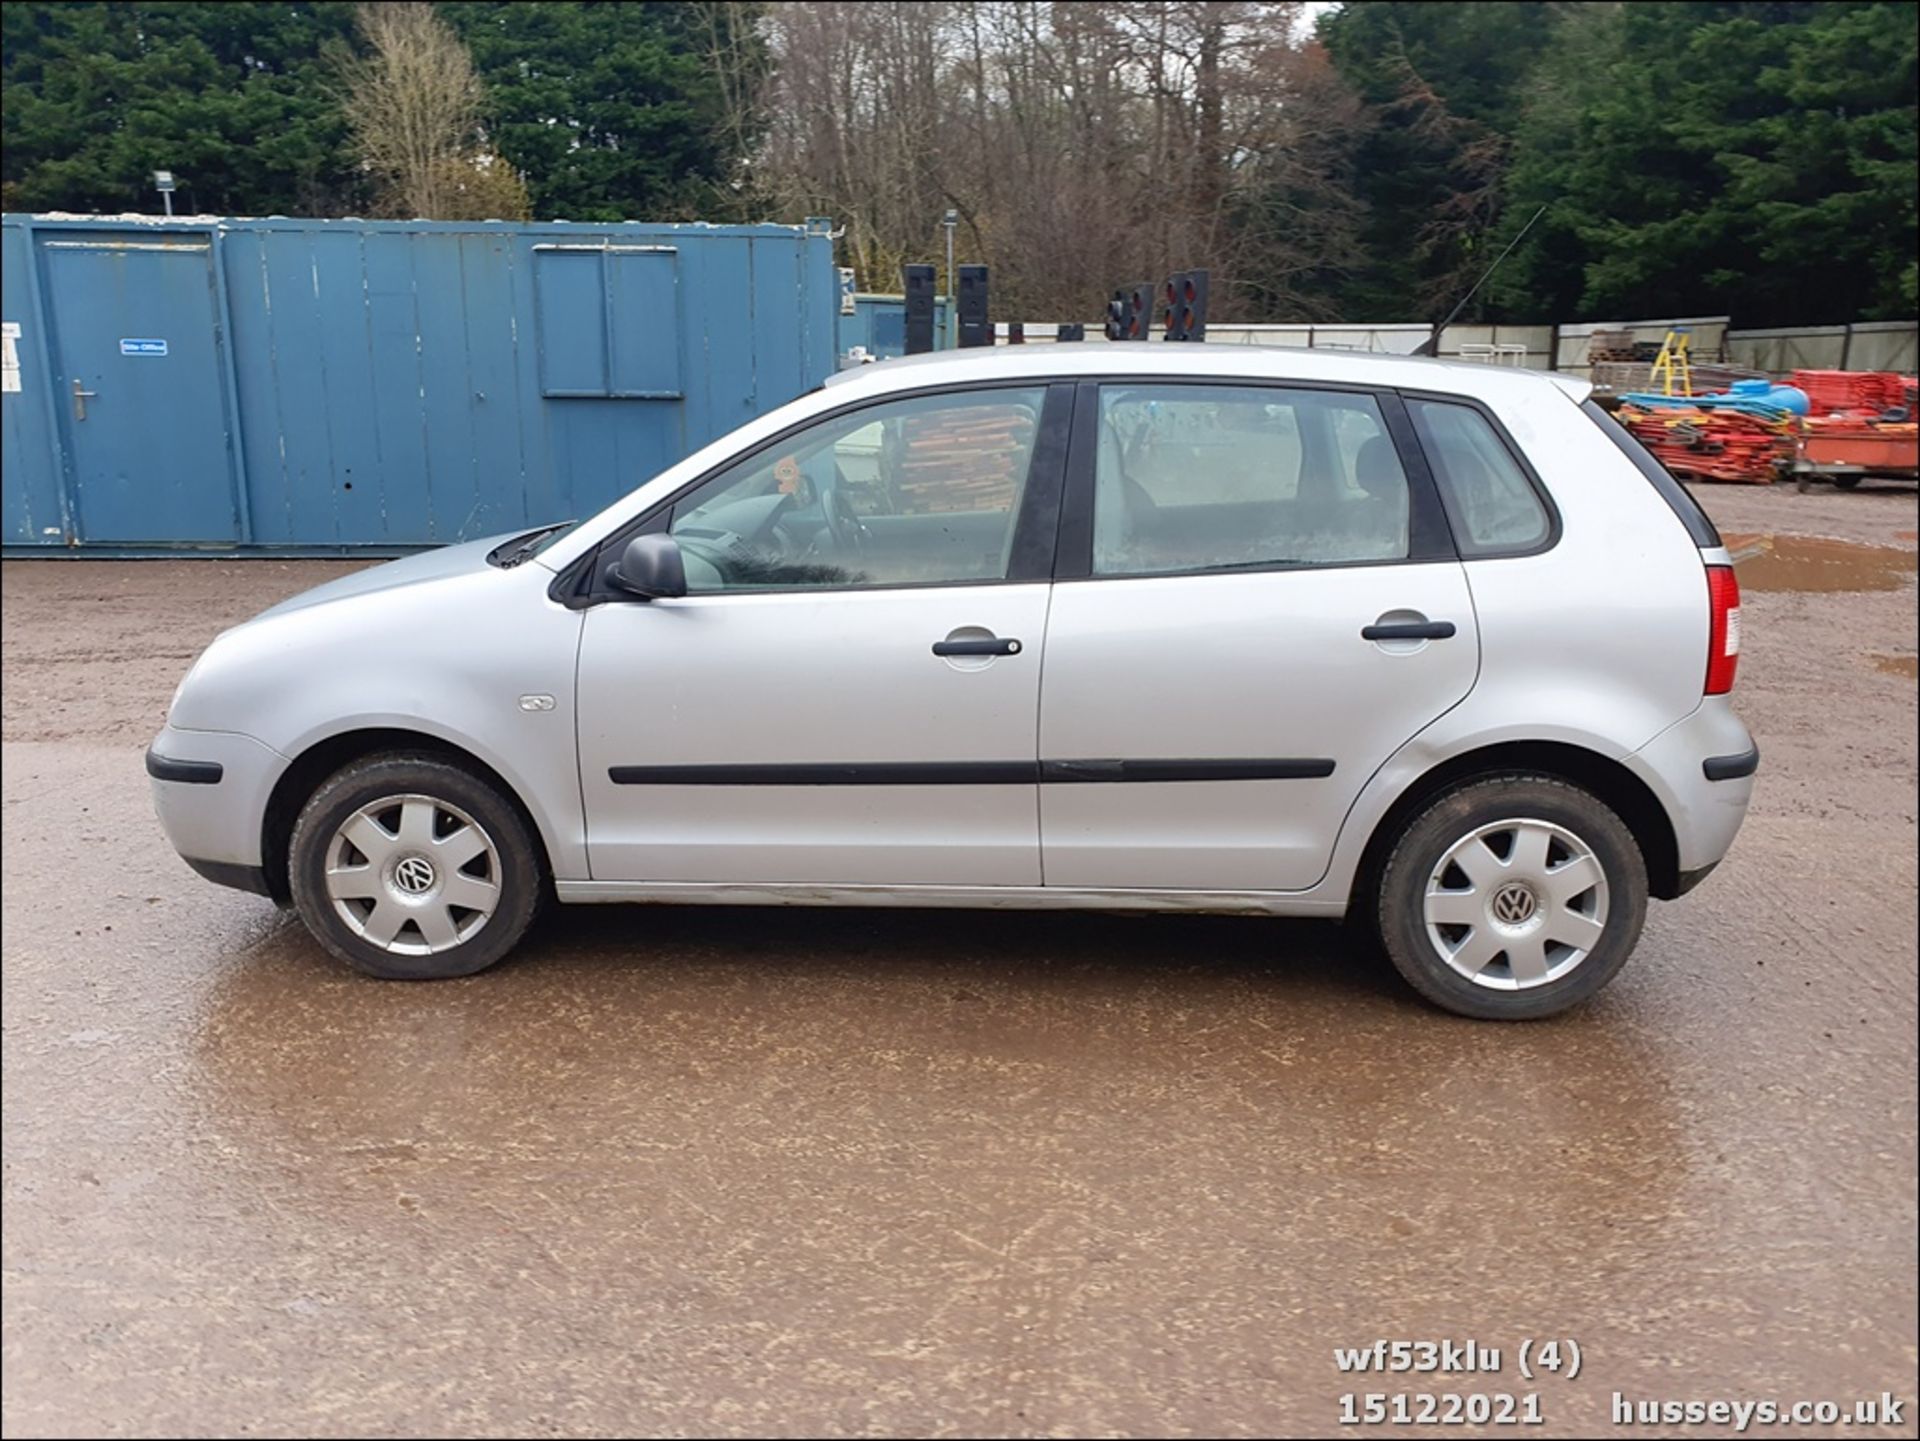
[149,346,1756,1018]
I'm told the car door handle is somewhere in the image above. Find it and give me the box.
[932,635,1022,657]
[1361,620,1456,641]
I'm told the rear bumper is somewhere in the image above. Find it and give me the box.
[1627,698,1757,877]
[1702,743,1760,781]
[149,724,288,876]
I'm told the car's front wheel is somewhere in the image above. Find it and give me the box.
[289,753,542,979]
[1376,774,1648,1020]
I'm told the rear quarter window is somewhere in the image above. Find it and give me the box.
[1406,399,1553,557]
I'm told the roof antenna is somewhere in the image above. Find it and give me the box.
[1412,204,1547,358]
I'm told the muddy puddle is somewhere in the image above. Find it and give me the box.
[1870,653,1918,680]
[1721,532,1918,593]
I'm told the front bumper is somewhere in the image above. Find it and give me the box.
[148,724,289,883]
[183,856,275,897]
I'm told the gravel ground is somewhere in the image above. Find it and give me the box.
[2,480,1914,1438]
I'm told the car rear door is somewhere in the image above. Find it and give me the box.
[1037,379,1478,892]
[576,381,1071,887]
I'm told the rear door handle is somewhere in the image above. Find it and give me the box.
[932,635,1022,657]
[1361,620,1456,641]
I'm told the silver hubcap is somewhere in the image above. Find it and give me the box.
[324,794,501,956]
[1423,818,1609,991]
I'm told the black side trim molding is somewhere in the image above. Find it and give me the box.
[610,758,1336,786]
[1039,758,1336,783]
[146,749,224,784]
[610,762,1035,786]
[184,856,272,896]
[1702,745,1760,781]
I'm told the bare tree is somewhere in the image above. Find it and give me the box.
[337,2,531,222]
[747,1,1365,321]
[755,2,954,288]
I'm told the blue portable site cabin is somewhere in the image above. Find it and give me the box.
[1,214,839,554]
[835,292,952,361]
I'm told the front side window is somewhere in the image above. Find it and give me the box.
[668,387,1046,592]
[1407,399,1551,556]
[1091,385,1411,576]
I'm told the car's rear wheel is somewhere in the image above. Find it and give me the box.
[1376,774,1648,1020]
[289,753,542,979]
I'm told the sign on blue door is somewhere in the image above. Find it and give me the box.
[119,338,169,356]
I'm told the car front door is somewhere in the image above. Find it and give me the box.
[576,382,1071,886]
[1037,380,1479,892]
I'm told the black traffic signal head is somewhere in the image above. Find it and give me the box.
[956,264,991,347]
[1127,284,1153,340]
[1163,272,1187,340]
[902,264,937,354]
[1183,269,1209,341]
[1162,269,1210,341]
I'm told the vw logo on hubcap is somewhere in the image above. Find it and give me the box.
[1491,882,1538,925]
[393,855,437,895]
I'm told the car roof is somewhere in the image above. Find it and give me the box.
[825,341,1593,406]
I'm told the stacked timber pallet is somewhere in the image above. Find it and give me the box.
[889,406,1037,514]
[1587,329,1655,363]
[1591,361,1766,397]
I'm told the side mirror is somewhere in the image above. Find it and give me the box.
[606,533,687,600]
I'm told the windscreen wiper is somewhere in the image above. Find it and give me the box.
[490,522,573,568]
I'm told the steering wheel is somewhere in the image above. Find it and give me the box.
[823,471,870,555]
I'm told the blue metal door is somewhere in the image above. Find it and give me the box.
[43,236,238,542]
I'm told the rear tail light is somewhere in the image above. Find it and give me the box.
[1705,564,1741,694]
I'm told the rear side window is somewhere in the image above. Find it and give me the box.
[1580,398,1722,548]
[1091,384,1411,576]
[1406,399,1552,557]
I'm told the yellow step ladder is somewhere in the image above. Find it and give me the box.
[1650,328,1693,397]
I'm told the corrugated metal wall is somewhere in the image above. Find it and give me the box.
[1725,321,1919,375]
[836,293,951,360]
[1,215,838,552]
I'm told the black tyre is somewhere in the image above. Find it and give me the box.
[289,752,543,979]
[1831,475,1862,490]
[1375,773,1648,1020]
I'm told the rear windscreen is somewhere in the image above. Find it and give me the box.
[1581,399,1722,548]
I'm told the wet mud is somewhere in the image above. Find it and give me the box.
[3,482,1915,1436]
[1722,531,1917,593]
